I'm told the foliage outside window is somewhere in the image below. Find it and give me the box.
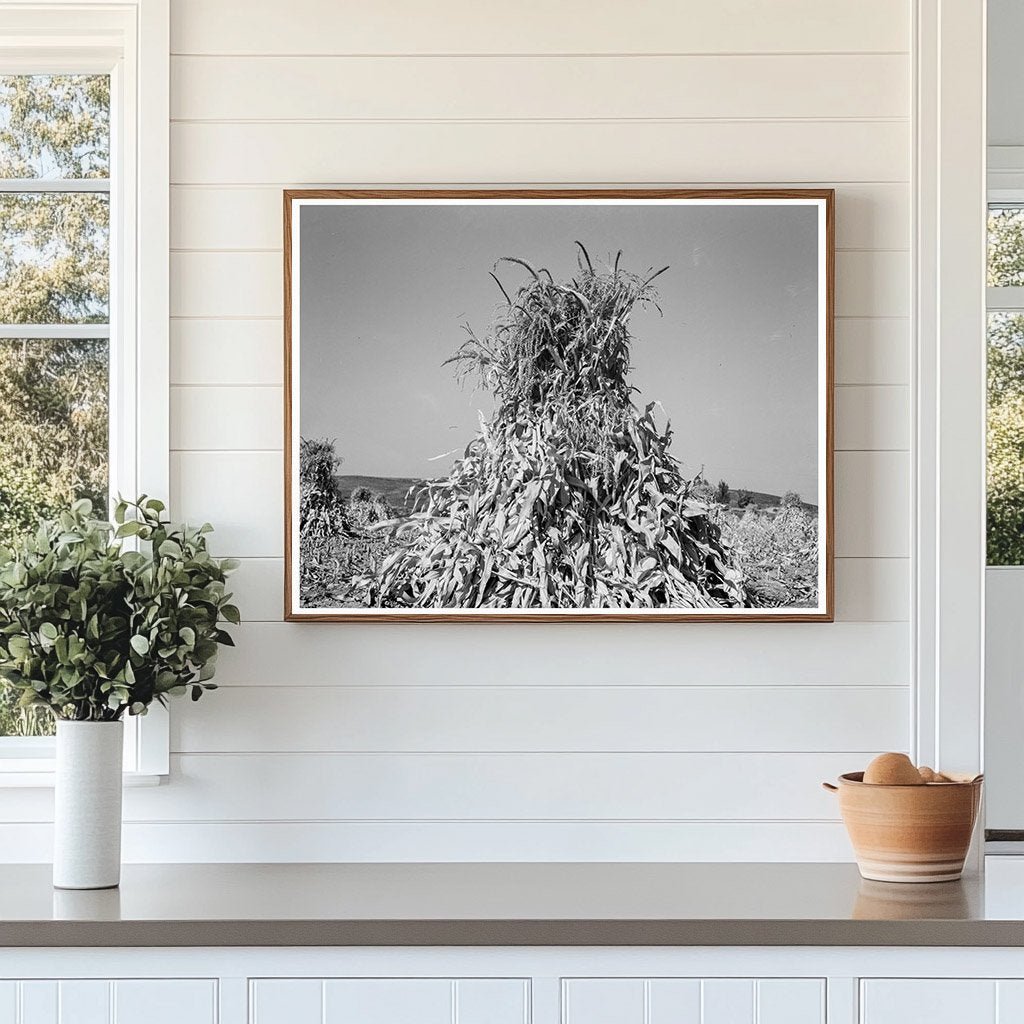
[0,75,110,736]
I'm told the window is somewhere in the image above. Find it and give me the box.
[986,205,1024,566]
[0,74,111,738]
[0,3,169,778]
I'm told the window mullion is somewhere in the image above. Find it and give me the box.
[0,178,110,193]
[987,286,1024,312]
[0,324,111,339]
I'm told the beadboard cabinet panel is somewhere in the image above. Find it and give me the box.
[562,978,825,1024]
[0,981,217,1024]
[860,980,997,1023]
[249,979,528,1024]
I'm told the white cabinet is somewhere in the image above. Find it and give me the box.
[0,980,217,1024]
[562,978,825,1024]
[861,980,1024,1024]
[249,978,529,1024]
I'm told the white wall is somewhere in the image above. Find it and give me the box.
[4,0,915,862]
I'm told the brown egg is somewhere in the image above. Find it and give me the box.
[863,752,925,786]
[918,766,938,783]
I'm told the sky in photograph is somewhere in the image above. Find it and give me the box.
[298,200,821,499]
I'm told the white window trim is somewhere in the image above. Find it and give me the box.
[0,0,169,783]
[913,0,987,810]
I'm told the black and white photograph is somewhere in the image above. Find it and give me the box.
[285,191,833,621]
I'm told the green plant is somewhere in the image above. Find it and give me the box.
[782,490,802,508]
[714,479,731,504]
[0,496,238,722]
[735,489,754,509]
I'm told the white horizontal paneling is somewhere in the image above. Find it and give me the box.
[227,556,909,623]
[834,318,909,385]
[170,0,910,55]
[171,386,282,450]
[212,621,909,686]
[57,0,914,867]
[170,121,909,185]
[833,558,909,621]
[171,449,907,560]
[171,54,908,121]
[170,320,282,385]
[224,558,283,620]
[834,452,910,558]
[118,751,866,821]
[171,252,280,317]
[835,385,909,450]
[835,251,909,318]
[170,184,909,252]
[171,684,909,753]
[170,451,282,556]
[0,819,855,862]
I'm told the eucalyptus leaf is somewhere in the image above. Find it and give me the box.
[0,497,238,722]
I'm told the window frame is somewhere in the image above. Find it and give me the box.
[0,0,169,783]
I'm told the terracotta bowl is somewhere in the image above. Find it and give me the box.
[823,772,983,883]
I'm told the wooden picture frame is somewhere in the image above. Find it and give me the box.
[284,189,834,622]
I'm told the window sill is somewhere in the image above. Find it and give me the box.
[0,767,164,788]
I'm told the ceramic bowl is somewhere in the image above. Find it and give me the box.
[823,771,983,883]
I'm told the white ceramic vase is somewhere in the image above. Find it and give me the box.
[53,720,124,890]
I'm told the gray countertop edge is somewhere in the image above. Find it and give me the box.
[4,919,1024,948]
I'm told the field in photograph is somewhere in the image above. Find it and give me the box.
[299,461,819,611]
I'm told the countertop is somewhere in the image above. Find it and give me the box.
[5,861,1024,947]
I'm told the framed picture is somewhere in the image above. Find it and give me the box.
[284,189,834,622]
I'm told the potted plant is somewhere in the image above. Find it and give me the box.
[0,497,239,889]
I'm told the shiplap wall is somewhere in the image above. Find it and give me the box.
[3,0,915,861]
